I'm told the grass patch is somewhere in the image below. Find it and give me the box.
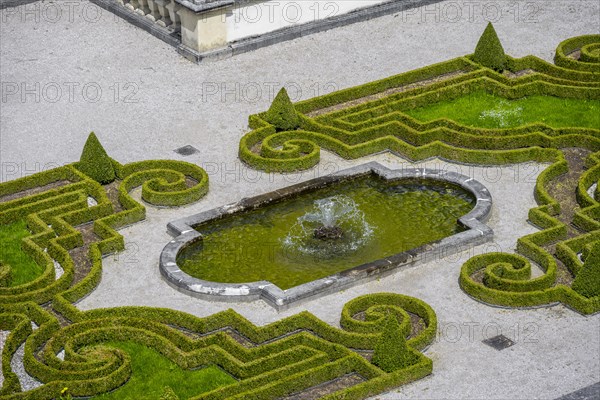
[0,220,44,287]
[91,341,236,400]
[404,91,600,129]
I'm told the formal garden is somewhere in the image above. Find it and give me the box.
[0,24,599,399]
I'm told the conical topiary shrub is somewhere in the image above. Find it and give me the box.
[572,243,600,298]
[77,132,116,185]
[264,88,300,131]
[472,22,507,71]
[371,315,419,372]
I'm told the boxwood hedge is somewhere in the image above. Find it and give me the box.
[0,137,437,399]
[238,34,600,315]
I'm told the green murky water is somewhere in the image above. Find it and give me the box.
[178,176,474,290]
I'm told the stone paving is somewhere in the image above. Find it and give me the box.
[1,1,599,399]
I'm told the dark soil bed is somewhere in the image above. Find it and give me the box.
[282,373,366,400]
[0,180,72,203]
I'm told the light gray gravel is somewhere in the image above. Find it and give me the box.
[1,1,599,399]
[10,343,42,391]
[588,183,597,200]
[74,156,600,400]
[0,330,6,387]
[53,260,64,279]
[0,327,43,391]
[1,1,599,172]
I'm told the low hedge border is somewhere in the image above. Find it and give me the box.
[0,156,209,398]
[0,293,436,399]
[554,34,600,73]
[0,158,209,311]
[2,34,598,399]
[580,43,600,64]
[459,150,600,314]
[0,155,438,399]
[238,35,600,315]
[240,36,600,173]
[0,313,31,395]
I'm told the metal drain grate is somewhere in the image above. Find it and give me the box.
[174,145,199,156]
[483,334,515,350]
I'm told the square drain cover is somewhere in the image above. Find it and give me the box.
[174,145,199,156]
[483,334,515,350]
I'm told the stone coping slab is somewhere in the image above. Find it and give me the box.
[176,0,236,13]
[160,162,493,310]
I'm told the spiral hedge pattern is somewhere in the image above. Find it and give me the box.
[240,35,600,173]
[459,149,600,314]
[2,34,599,399]
[240,35,600,314]
[0,156,436,398]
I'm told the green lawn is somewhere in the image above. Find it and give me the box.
[404,91,600,129]
[0,220,44,287]
[90,341,236,400]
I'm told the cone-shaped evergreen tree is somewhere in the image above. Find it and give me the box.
[264,88,300,131]
[572,243,600,298]
[77,132,116,184]
[371,315,419,372]
[473,23,507,71]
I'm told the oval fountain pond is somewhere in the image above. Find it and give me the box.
[160,163,493,310]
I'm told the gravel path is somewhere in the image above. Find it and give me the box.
[1,1,599,399]
[0,330,7,387]
[0,326,43,391]
[75,155,600,400]
[10,343,42,391]
[1,1,598,172]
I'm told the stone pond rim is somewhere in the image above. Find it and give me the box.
[159,162,494,311]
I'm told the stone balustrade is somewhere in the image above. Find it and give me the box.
[106,0,430,60]
[119,0,181,31]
